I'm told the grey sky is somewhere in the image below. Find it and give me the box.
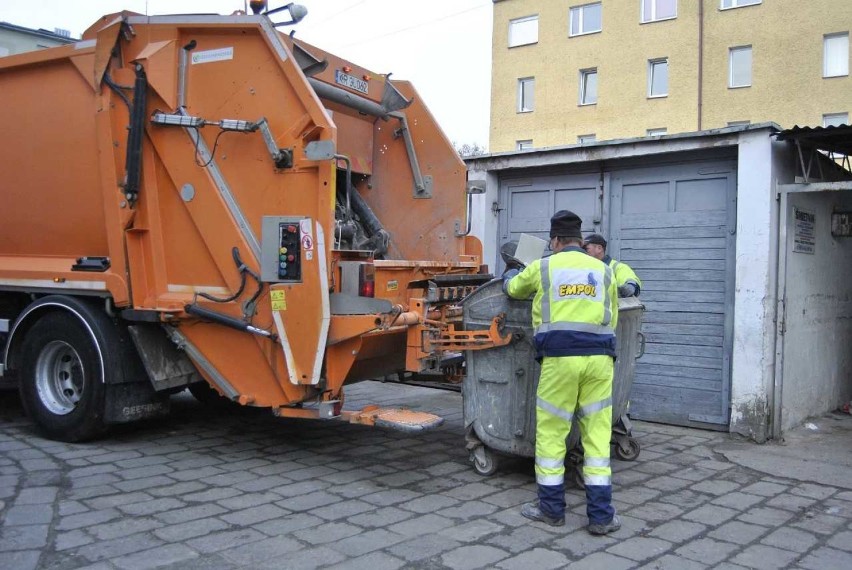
[1,0,493,147]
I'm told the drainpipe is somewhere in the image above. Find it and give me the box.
[697,0,704,131]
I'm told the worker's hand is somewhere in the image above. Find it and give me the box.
[502,268,520,294]
[617,283,637,298]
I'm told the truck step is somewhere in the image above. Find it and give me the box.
[350,406,444,433]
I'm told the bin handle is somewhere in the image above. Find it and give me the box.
[635,331,646,359]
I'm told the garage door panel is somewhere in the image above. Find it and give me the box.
[642,311,725,326]
[642,322,723,336]
[643,301,726,314]
[620,226,727,240]
[634,374,722,393]
[635,363,722,382]
[639,353,721,370]
[643,332,723,347]
[621,248,727,261]
[644,343,724,359]
[620,210,727,229]
[622,238,727,250]
[640,280,726,293]
[675,178,728,211]
[622,182,670,213]
[630,384,726,422]
[627,259,726,271]
[510,190,550,219]
[639,290,726,303]
[638,269,725,282]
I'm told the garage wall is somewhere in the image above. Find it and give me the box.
[781,191,852,430]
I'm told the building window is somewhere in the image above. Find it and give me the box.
[727,120,750,127]
[579,68,598,105]
[824,33,849,78]
[569,3,602,37]
[516,140,534,150]
[518,77,535,112]
[509,15,539,48]
[641,0,677,23]
[729,46,752,88]
[648,59,668,97]
[578,134,596,144]
[823,113,849,127]
[721,0,761,9]
[647,128,667,136]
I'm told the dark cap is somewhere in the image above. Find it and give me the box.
[584,233,607,249]
[549,210,583,239]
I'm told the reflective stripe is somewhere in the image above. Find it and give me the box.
[536,456,564,469]
[602,264,613,326]
[536,321,615,335]
[537,473,564,486]
[584,474,611,486]
[577,396,613,418]
[540,257,551,324]
[584,457,611,468]
[537,397,574,422]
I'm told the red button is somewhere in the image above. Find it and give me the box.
[287,255,295,262]
[287,225,297,233]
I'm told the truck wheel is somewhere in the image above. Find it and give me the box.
[19,312,107,442]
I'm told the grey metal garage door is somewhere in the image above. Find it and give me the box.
[609,163,736,427]
[498,161,736,428]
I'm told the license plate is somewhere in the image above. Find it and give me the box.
[335,70,368,94]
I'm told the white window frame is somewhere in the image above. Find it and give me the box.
[516,139,534,150]
[509,15,539,48]
[823,113,848,127]
[517,77,535,113]
[569,2,602,37]
[578,134,596,144]
[720,0,761,9]
[579,68,598,106]
[729,46,752,88]
[647,128,667,136]
[641,0,677,24]
[823,33,849,78]
[648,58,669,98]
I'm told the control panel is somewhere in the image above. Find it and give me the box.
[261,216,311,283]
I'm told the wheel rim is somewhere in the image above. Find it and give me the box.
[35,340,85,415]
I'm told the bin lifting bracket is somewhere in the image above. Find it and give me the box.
[424,313,513,353]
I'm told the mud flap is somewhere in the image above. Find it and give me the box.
[104,382,170,424]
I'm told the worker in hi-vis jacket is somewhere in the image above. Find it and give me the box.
[583,234,642,297]
[502,210,621,535]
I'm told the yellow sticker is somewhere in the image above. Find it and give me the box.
[387,280,399,291]
[270,290,286,311]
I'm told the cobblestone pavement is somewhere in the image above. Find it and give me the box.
[1,381,851,570]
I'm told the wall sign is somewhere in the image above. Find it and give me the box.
[793,207,815,254]
[831,211,852,237]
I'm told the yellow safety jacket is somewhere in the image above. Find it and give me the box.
[603,255,641,294]
[506,246,619,358]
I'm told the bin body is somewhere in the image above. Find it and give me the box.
[463,280,644,458]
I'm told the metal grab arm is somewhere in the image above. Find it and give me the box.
[424,314,513,353]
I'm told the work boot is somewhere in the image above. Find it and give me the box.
[587,514,621,536]
[520,502,565,527]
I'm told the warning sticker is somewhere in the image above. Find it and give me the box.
[270,290,286,311]
[301,234,314,251]
[387,280,399,291]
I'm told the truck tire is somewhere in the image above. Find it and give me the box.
[19,311,107,442]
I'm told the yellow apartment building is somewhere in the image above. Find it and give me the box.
[490,0,852,152]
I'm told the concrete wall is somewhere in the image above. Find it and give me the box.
[781,191,852,430]
[490,0,852,152]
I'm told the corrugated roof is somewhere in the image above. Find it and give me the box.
[775,124,852,155]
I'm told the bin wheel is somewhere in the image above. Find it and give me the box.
[613,438,641,462]
[471,447,499,476]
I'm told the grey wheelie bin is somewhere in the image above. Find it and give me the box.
[462,279,645,478]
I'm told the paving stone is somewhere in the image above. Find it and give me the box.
[2,550,41,570]
[185,528,266,554]
[681,504,739,526]
[730,544,800,570]
[114,475,176,493]
[675,538,739,565]
[765,493,817,512]
[2,504,54,525]
[88,517,164,541]
[738,506,795,526]
[360,488,423,506]
[347,505,414,528]
[691,480,741,496]
[216,491,279,511]
[826,529,852,551]
[76,533,165,562]
[56,509,121,531]
[154,518,229,542]
[568,552,636,570]
[741,482,789,497]
[607,536,672,561]
[86,492,153,510]
[791,513,847,535]
[437,499,500,519]
[0,524,49,550]
[155,504,228,525]
[112,544,199,570]
[442,544,510,570]
[496,547,571,570]
[119,497,186,516]
[791,483,835,500]
[326,550,405,570]
[182,487,240,503]
[328,528,407,557]
[398,493,459,513]
[648,520,707,543]
[644,476,693,492]
[276,490,339,512]
[798,546,851,569]
[310,499,374,520]
[657,490,711,509]
[552,529,618,556]
[254,545,345,569]
[219,503,289,526]
[388,512,457,537]
[253,512,325,536]
[148,482,206,497]
[624,502,685,523]
[388,533,462,562]
[708,520,770,545]
[20,458,59,471]
[436,519,503,543]
[669,467,716,482]
[58,500,88,516]
[293,521,362,545]
[711,492,765,511]
[219,535,303,565]
[14,486,58,505]
[636,554,708,570]
[55,529,95,551]
[761,527,820,552]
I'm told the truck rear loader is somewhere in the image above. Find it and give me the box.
[0,5,509,442]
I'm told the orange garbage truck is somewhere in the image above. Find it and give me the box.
[0,6,508,442]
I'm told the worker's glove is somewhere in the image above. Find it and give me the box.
[618,283,637,298]
[502,268,520,294]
